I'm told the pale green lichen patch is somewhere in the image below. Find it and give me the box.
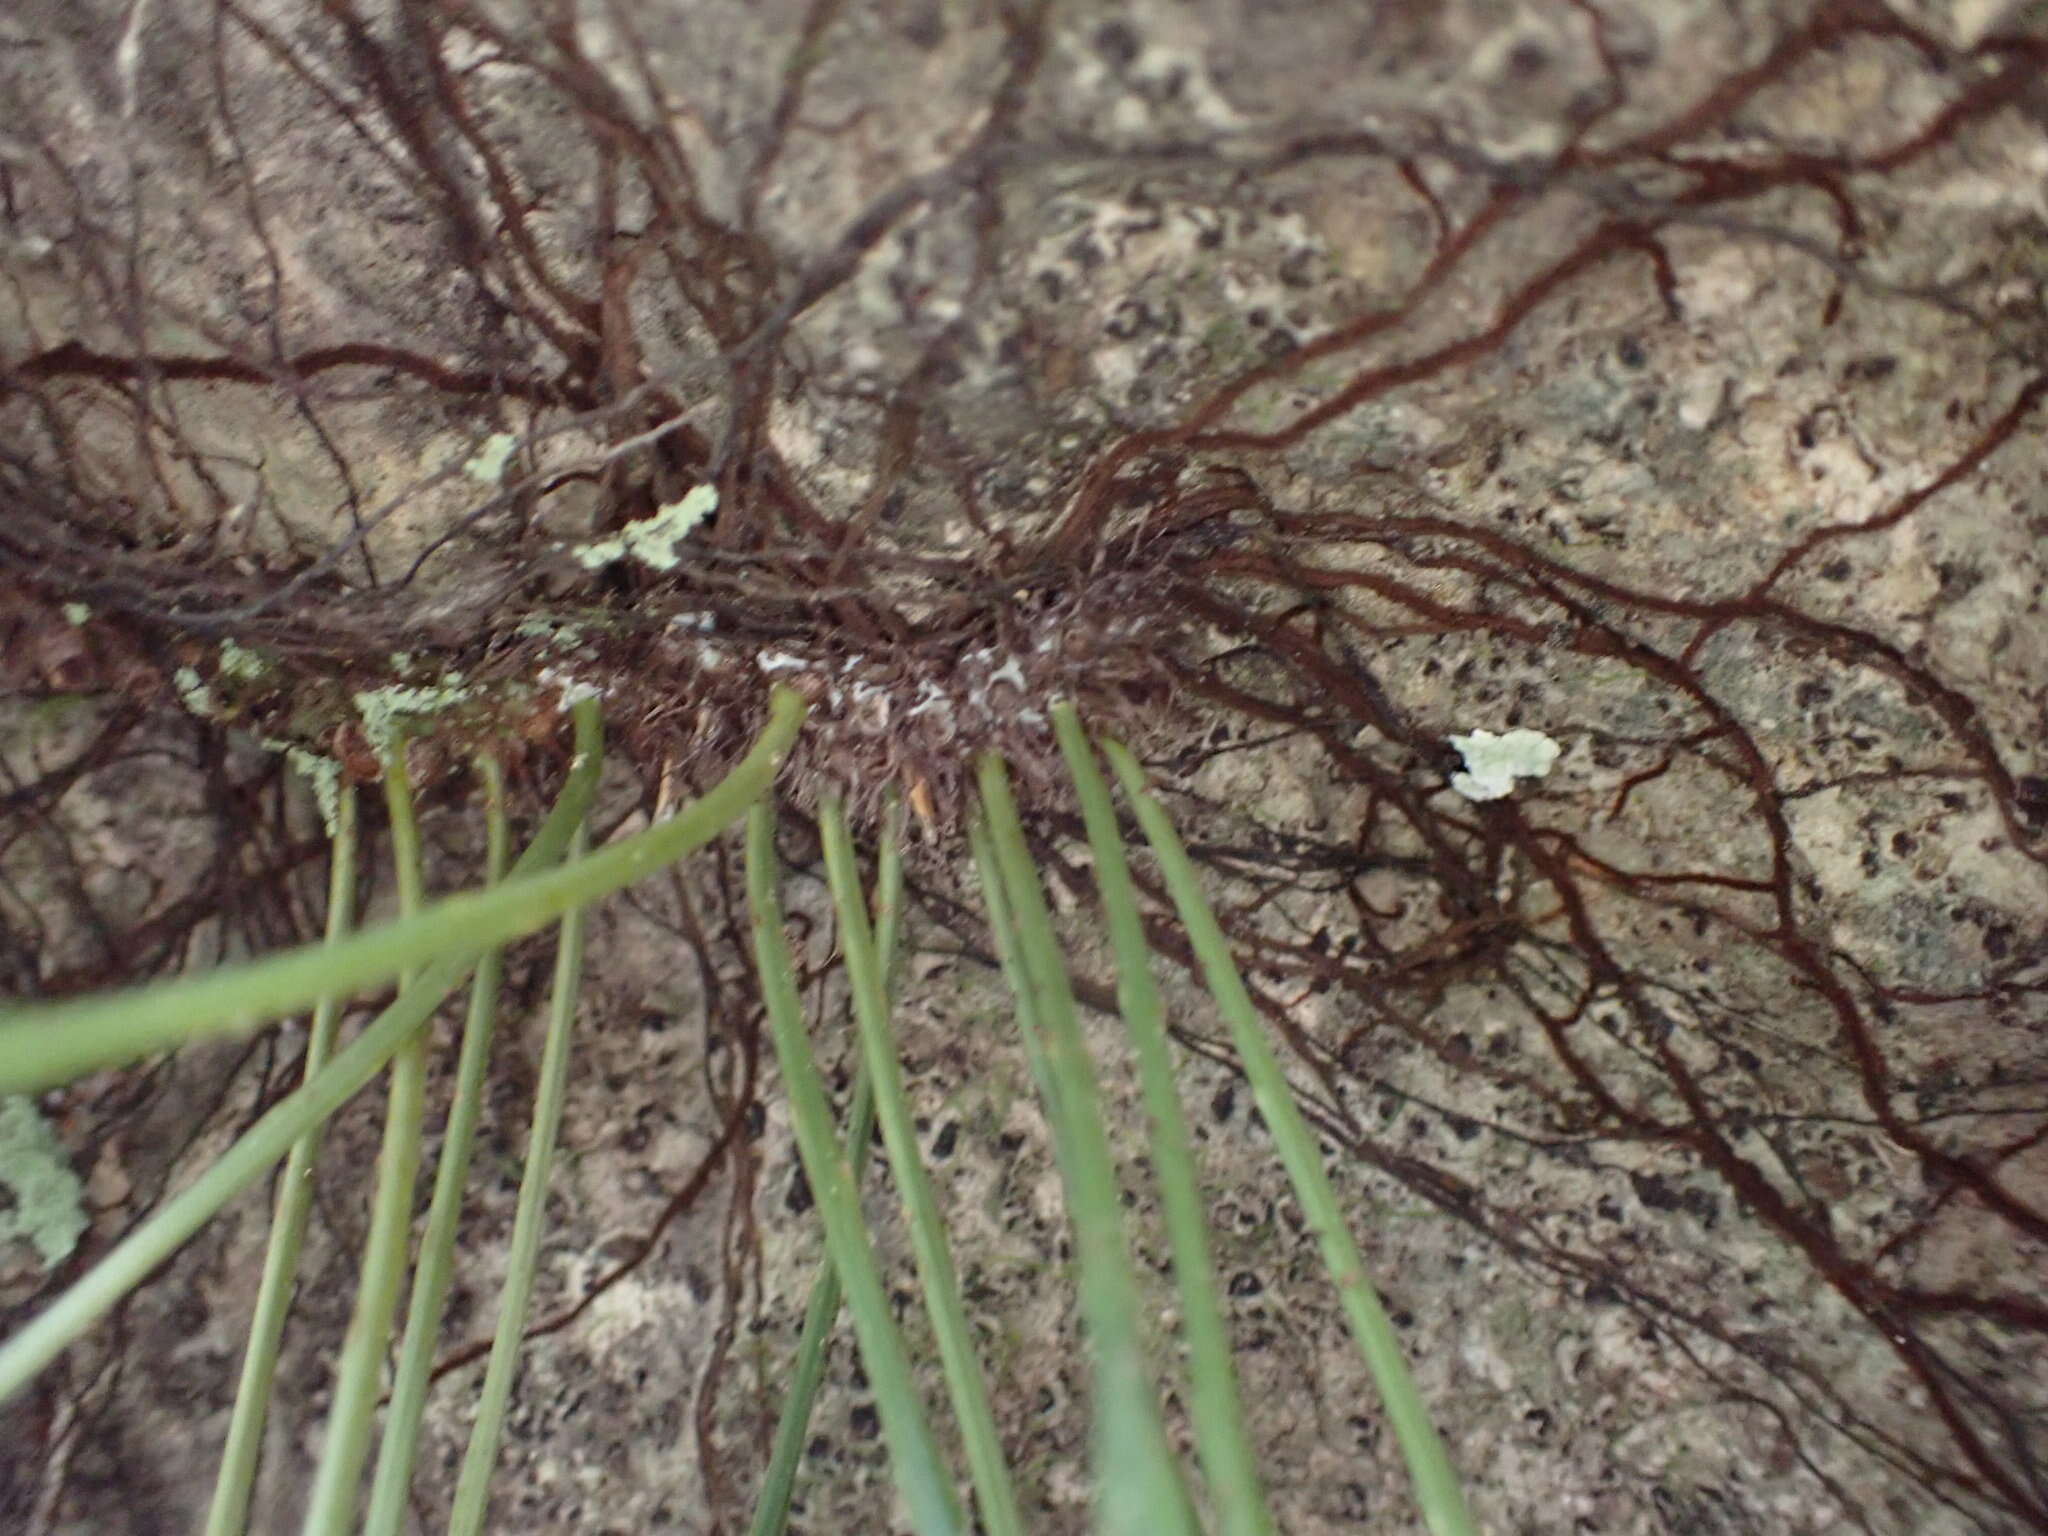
[285,744,344,836]
[61,602,91,626]
[218,639,272,681]
[0,1095,87,1271]
[537,665,602,707]
[173,665,220,718]
[463,430,519,485]
[354,676,472,755]
[252,730,345,836]
[573,485,717,572]
[1447,727,1562,801]
[514,614,590,649]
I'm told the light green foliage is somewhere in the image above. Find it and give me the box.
[62,602,91,626]
[0,687,1473,1536]
[173,647,273,726]
[573,485,717,571]
[0,1095,87,1270]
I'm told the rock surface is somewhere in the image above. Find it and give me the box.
[2,2,2045,1533]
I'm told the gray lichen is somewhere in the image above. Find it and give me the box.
[0,1095,86,1271]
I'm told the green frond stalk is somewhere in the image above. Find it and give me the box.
[366,756,513,1536]
[973,753,1197,1536]
[1100,739,1478,1536]
[447,818,592,1536]
[0,695,798,1404]
[203,785,360,1536]
[1051,703,1275,1536]
[301,748,433,1536]
[744,801,966,1536]
[820,796,1024,1536]
[749,801,902,1536]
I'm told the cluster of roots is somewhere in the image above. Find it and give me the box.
[614,564,1188,828]
[4,2,2047,1530]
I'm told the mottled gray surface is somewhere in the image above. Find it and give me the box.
[3,2,2046,1533]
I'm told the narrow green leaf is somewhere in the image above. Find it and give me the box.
[973,754,1195,1536]
[820,797,1024,1536]
[0,690,806,1093]
[964,817,1062,1140]
[749,801,903,1536]
[744,802,965,1536]
[365,757,513,1536]
[447,819,592,1536]
[301,749,433,1536]
[1052,702,1275,1536]
[204,785,360,1536]
[1101,739,1478,1536]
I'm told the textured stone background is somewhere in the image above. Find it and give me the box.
[2,2,2046,1533]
